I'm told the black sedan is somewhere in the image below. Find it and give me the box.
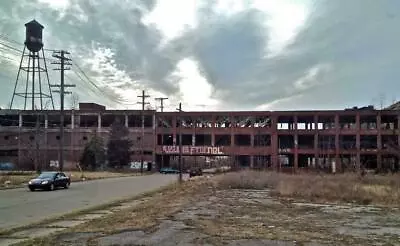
[28,171,71,191]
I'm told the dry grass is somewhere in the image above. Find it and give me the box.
[218,170,400,206]
[0,171,139,189]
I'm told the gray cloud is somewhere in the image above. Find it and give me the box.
[1,0,400,110]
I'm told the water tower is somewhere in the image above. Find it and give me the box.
[9,20,55,110]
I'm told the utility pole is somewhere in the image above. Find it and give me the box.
[176,102,183,183]
[137,90,150,174]
[155,97,168,169]
[51,50,74,172]
[155,97,168,112]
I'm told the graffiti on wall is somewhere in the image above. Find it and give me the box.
[162,146,224,155]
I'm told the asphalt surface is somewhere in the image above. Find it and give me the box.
[0,174,178,230]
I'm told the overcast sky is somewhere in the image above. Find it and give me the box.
[0,0,399,111]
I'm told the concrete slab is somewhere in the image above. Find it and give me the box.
[47,220,87,228]
[73,213,105,221]
[11,227,64,238]
[0,238,25,246]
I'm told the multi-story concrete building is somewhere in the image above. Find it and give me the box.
[1,103,399,172]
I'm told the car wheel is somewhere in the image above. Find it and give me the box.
[29,187,35,192]
[64,182,70,189]
[49,183,55,191]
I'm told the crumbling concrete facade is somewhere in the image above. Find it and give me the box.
[1,103,399,172]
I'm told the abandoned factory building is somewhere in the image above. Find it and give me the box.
[0,102,399,172]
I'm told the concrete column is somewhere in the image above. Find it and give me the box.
[250,155,254,168]
[314,114,319,168]
[125,114,129,128]
[98,114,101,130]
[71,112,74,129]
[192,134,195,146]
[271,114,279,171]
[377,113,382,171]
[44,114,48,129]
[335,114,341,172]
[356,113,361,170]
[19,114,22,127]
[294,115,298,172]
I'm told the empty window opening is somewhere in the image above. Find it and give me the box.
[234,134,251,146]
[253,155,271,169]
[195,134,212,146]
[235,155,250,167]
[79,115,98,128]
[277,116,295,130]
[318,135,336,149]
[279,154,293,167]
[22,114,46,128]
[317,155,336,171]
[382,135,398,149]
[361,154,377,170]
[29,136,35,141]
[144,115,153,127]
[254,116,271,128]
[340,154,357,171]
[298,154,315,168]
[254,134,271,146]
[278,135,294,149]
[56,135,60,140]
[360,115,377,130]
[215,134,231,146]
[4,136,9,140]
[177,116,194,128]
[360,135,377,149]
[339,135,356,150]
[83,136,88,141]
[380,115,398,130]
[195,116,212,128]
[159,134,173,145]
[214,116,231,128]
[317,115,335,130]
[157,116,173,128]
[233,116,254,127]
[128,115,141,127]
[102,115,124,127]
[0,115,19,127]
[298,135,314,149]
[382,155,399,172]
[297,116,315,130]
[180,134,193,145]
[339,115,356,130]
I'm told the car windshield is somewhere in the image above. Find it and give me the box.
[37,173,55,179]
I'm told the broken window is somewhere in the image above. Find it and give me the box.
[195,134,212,146]
[339,135,356,150]
[232,116,254,127]
[215,134,231,146]
[195,116,212,128]
[361,154,377,169]
[317,115,335,130]
[298,135,314,149]
[144,115,153,127]
[181,134,193,145]
[339,115,356,130]
[360,115,377,130]
[380,115,398,130]
[234,134,251,146]
[277,116,295,130]
[79,114,98,128]
[0,114,19,127]
[279,154,294,167]
[278,135,294,149]
[297,116,315,130]
[157,116,173,128]
[318,135,336,149]
[235,155,251,167]
[254,116,271,128]
[214,116,231,128]
[360,135,377,149]
[158,134,173,145]
[254,134,271,146]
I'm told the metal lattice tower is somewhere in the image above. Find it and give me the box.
[9,20,55,110]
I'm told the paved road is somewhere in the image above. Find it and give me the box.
[0,174,178,230]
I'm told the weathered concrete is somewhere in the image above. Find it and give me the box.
[0,174,178,230]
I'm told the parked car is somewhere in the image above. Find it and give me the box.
[0,162,15,170]
[159,167,180,174]
[189,168,203,178]
[28,171,71,191]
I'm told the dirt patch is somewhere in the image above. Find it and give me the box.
[14,177,400,246]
